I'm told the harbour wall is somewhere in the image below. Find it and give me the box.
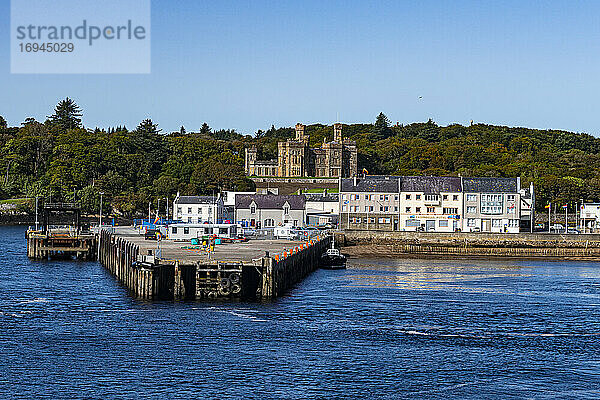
[337,230,600,259]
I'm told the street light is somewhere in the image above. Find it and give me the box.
[99,192,104,229]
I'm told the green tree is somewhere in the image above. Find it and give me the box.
[374,112,392,140]
[0,116,6,129]
[48,97,83,132]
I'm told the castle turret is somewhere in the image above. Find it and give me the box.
[334,123,342,142]
[245,146,257,175]
[295,123,308,144]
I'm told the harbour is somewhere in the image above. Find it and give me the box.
[4,225,600,399]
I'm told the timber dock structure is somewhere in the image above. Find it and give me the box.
[26,203,96,260]
[98,228,331,300]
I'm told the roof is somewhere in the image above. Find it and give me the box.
[463,177,517,193]
[340,177,399,193]
[400,176,462,193]
[176,196,219,204]
[304,193,339,202]
[235,194,306,210]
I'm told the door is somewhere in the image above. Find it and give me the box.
[250,219,256,227]
[393,219,398,231]
[453,220,458,232]
[426,220,435,232]
[482,219,491,232]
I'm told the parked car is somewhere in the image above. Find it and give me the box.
[144,229,159,240]
[567,228,580,234]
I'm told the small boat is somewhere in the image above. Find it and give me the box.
[321,243,346,269]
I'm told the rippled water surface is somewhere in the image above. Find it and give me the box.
[1,226,600,399]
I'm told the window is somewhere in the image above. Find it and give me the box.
[425,194,438,201]
[208,207,212,214]
[406,194,411,200]
[384,206,389,212]
[416,194,421,200]
[384,195,389,201]
[507,194,515,201]
[427,207,435,213]
[187,207,192,213]
[442,195,448,201]
[507,205,516,214]
[184,227,189,234]
[508,219,519,228]
[394,206,398,212]
[187,217,192,223]
[220,228,228,234]
[284,206,290,215]
[406,219,421,227]
[198,207,202,214]
[453,195,459,201]
[439,220,449,227]
[406,207,411,213]
[364,206,369,212]
[467,194,477,202]
[172,227,178,234]
[369,217,375,223]
[416,207,421,213]
[481,194,503,215]
[467,206,477,214]
[342,194,347,200]
[369,206,374,212]
[197,217,202,223]
[251,206,256,214]
[342,205,347,212]
[467,218,476,227]
[492,219,502,227]
[177,207,182,213]
[394,195,399,201]
[378,217,388,223]
[380,206,384,212]
[443,207,458,214]
[264,219,275,227]
[380,195,384,201]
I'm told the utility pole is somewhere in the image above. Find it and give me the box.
[565,203,568,234]
[35,196,39,231]
[148,202,151,223]
[548,203,551,233]
[99,192,104,228]
[97,192,104,260]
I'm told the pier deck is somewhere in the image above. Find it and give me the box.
[99,227,331,301]
[110,227,308,263]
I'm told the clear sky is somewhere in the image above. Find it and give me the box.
[1,0,599,135]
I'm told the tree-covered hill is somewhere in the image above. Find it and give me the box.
[1,100,598,217]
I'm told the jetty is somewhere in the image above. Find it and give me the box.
[98,227,331,300]
[26,203,96,260]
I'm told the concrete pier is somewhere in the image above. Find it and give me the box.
[98,228,331,300]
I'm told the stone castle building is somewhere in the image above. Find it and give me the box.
[245,123,358,178]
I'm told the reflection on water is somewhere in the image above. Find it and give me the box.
[1,226,600,399]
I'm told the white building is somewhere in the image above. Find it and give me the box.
[581,203,600,232]
[462,177,521,233]
[235,194,306,228]
[173,193,224,224]
[305,192,339,226]
[399,176,463,232]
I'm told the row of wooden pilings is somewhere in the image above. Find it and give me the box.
[98,230,158,299]
[260,235,331,298]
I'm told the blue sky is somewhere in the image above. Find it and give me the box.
[1,0,600,135]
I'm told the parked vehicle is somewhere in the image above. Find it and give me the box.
[145,229,160,240]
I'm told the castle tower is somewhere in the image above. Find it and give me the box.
[295,123,308,144]
[333,123,342,142]
[245,147,257,175]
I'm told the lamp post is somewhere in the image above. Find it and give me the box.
[99,192,104,229]
[97,192,104,260]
